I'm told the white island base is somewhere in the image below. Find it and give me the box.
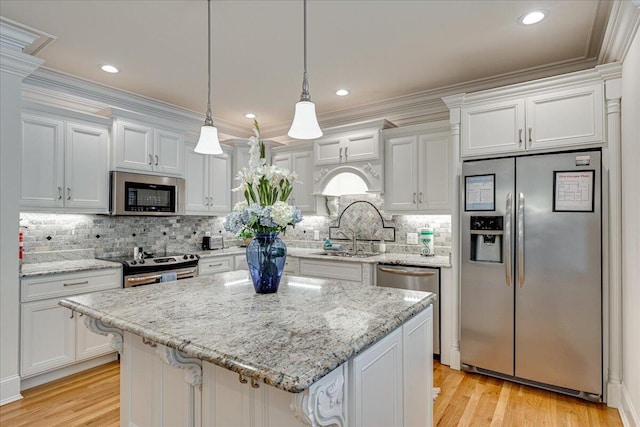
[107,305,433,427]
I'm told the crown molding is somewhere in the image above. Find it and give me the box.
[0,18,44,78]
[598,0,640,64]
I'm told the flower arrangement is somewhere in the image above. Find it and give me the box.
[224,120,303,236]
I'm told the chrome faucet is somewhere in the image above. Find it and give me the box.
[337,229,358,255]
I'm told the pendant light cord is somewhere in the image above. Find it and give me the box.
[300,0,311,102]
[205,0,214,126]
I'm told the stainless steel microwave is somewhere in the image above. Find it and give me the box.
[110,171,185,216]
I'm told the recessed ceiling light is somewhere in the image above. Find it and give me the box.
[519,10,546,25]
[335,89,349,96]
[100,64,119,73]
[245,113,256,119]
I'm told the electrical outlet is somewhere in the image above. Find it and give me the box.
[407,232,418,244]
[313,230,320,240]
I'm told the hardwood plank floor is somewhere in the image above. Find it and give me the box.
[0,360,623,426]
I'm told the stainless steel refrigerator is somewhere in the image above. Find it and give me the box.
[461,149,602,400]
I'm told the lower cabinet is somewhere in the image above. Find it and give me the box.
[20,268,121,380]
[299,259,374,285]
[198,255,234,276]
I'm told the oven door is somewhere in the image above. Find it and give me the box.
[124,266,198,288]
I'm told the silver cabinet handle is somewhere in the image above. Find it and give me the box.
[339,147,343,160]
[69,310,74,319]
[154,155,159,166]
[528,128,532,144]
[419,192,423,204]
[205,197,209,206]
[57,186,63,200]
[505,193,512,288]
[412,192,417,203]
[517,192,525,288]
[378,266,436,277]
[208,263,223,267]
[518,129,523,145]
[66,187,71,200]
[64,280,89,286]
[344,146,348,159]
[148,154,153,165]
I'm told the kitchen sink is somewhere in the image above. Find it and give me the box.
[313,251,378,258]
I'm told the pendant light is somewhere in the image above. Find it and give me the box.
[288,0,323,140]
[194,0,223,154]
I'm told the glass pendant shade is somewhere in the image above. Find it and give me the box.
[288,100,323,139]
[194,124,222,154]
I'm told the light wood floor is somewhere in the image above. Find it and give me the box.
[0,360,623,426]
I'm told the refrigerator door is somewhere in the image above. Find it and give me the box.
[461,158,515,375]
[515,151,601,395]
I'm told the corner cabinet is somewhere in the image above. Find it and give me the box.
[271,145,315,213]
[457,81,604,158]
[384,122,452,213]
[21,111,110,213]
[113,119,184,176]
[185,142,232,215]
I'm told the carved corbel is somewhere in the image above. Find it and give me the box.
[155,344,203,389]
[290,364,347,427]
[83,317,123,353]
[363,162,380,180]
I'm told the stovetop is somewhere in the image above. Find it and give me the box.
[100,254,200,270]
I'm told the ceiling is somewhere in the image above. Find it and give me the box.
[1,0,613,138]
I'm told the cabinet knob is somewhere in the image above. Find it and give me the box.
[154,155,159,166]
[57,187,63,200]
[339,147,343,160]
[419,192,423,204]
[66,187,71,200]
[344,146,348,159]
[148,154,153,165]
[413,192,417,203]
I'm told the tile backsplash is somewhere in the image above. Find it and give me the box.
[21,199,451,261]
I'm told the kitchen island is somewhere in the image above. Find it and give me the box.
[59,270,435,427]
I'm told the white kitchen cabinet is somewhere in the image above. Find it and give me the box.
[283,256,299,275]
[198,255,234,276]
[271,147,315,213]
[21,113,109,213]
[299,259,363,283]
[185,142,231,215]
[459,82,604,158]
[384,122,452,213]
[314,129,380,165]
[234,254,248,271]
[20,268,121,379]
[114,119,184,176]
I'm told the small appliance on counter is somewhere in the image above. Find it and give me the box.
[202,233,223,250]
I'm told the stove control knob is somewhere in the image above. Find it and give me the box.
[189,254,195,259]
[130,260,137,265]
[183,254,188,260]
[139,259,145,264]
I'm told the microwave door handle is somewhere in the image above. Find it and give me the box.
[518,192,525,288]
[505,192,512,287]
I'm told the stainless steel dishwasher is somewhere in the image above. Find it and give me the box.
[376,264,440,355]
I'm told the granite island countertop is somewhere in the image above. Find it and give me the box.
[59,270,435,393]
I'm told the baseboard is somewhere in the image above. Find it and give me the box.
[20,353,117,391]
[610,381,623,408]
[0,374,23,406]
[620,383,640,427]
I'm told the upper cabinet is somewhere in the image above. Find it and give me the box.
[113,119,184,176]
[21,111,110,213]
[384,122,452,213]
[271,146,315,213]
[454,80,605,158]
[315,129,380,165]
[184,141,231,215]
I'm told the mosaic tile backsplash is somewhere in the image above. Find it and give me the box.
[20,198,451,261]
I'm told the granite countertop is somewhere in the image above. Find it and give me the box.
[20,259,122,278]
[59,271,435,393]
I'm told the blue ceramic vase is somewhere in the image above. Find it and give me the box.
[246,232,287,293]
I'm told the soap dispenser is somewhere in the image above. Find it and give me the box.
[323,238,332,251]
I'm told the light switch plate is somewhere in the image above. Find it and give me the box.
[314,230,320,240]
[407,232,418,244]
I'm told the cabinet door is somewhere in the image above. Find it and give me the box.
[526,83,604,151]
[199,256,234,276]
[185,144,210,214]
[21,114,64,209]
[234,254,248,271]
[75,314,114,361]
[208,152,231,213]
[344,130,379,163]
[291,151,315,212]
[351,328,403,427]
[314,137,343,165]
[154,129,184,176]
[418,131,451,212]
[115,120,154,172]
[21,299,75,377]
[64,122,109,211]
[461,98,525,157]
[384,136,419,211]
[272,153,292,171]
[403,306,433,427]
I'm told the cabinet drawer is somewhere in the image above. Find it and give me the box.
[283,256,299,275]
[21,269,121,303]
[199,256,233,275]
[299,259,362,282]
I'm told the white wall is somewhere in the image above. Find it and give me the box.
[621,23,640,427]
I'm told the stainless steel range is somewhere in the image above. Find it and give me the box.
[104,254,200,288]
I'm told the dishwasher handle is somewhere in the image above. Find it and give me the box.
[377,266,436,277]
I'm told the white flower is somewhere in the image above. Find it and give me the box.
[270,201,293,227]
[233,200,248,211]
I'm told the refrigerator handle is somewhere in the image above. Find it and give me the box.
[505,193,512,287]
[518,192,525,288]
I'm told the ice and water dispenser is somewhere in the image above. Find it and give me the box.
[469,216,503,263]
